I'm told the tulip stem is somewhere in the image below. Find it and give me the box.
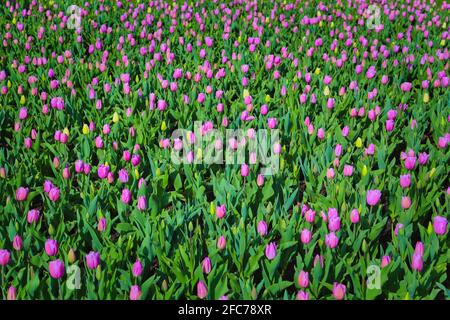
[58,278,62,300]
[1,267,5,300]
[91,270,96,299]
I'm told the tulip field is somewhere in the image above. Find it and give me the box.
[0,0,449,301]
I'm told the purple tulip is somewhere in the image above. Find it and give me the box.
[49,259,65,279]
[418,152,429,165]
[130,285,141,300]
[0,249,11,266]
[217,236,226,250]
[366,189,382,206]
[297,271,309,288]
[137,196,147,211]
[411,253,423,272]
[265,242,277,260]
[325,232,339,248]
[15,187,29,201]
[399,174,411,188]
[381,255,391,268]
[433,216,448,235]
[313,254,323,268]
[97,164,109,179]
[27,209,40,224]
[300,229,312,244]
[350,209,360,224]
[118,169,129,183]
[75,160,84,173]
[343,165,354,176]
[197,281,208,299]
[131,154,141,166]
[332,282,346,300]
[121,188,132,204]
[201,257,212,274]
[257,221,268,236]
[328,216,341,232]
[296,290,309,300]
[86,251,100,269]
[7,286,17,300]
[132,259,143,277]
[240,163,249,177]
[48,187,60,202]
[13,235,23,251]
[216,204,226,219]
[45,239,58,256]
[414,241,424,256]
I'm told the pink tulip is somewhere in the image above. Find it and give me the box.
[332,283,346,300]
[0,249,10,266]
[197,281,208,299]
[86,251,100,269]
[45,239,58,256]
[265,242,277,260]
[48,259,65,279]
[130,285,141,300]
[366,190,382,206]
[300,229,312,244]
[433,216,448,235]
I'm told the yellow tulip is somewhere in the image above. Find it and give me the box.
[314,68,321,75]
[361,165,368,177]
[161,121,167,131]
[20,96,26,105]
[323,86,330,96]
[243,89,249,98]
[63,128,70,136]
[355,137,363,148]
[423,92,429,103]
[112,112,119,123]
[82,124,90,135]
[265,94,271,103]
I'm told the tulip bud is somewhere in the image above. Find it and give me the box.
[0,167,5,178]
[297,270,309,288]
[132,259,143,277]
[96,265,102,280]
[68,248,76,264]
[197,281,208,299]
[13,235,23,251]
[161,279,168,292]
[7,286,17,300]
[217,236,226,250]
